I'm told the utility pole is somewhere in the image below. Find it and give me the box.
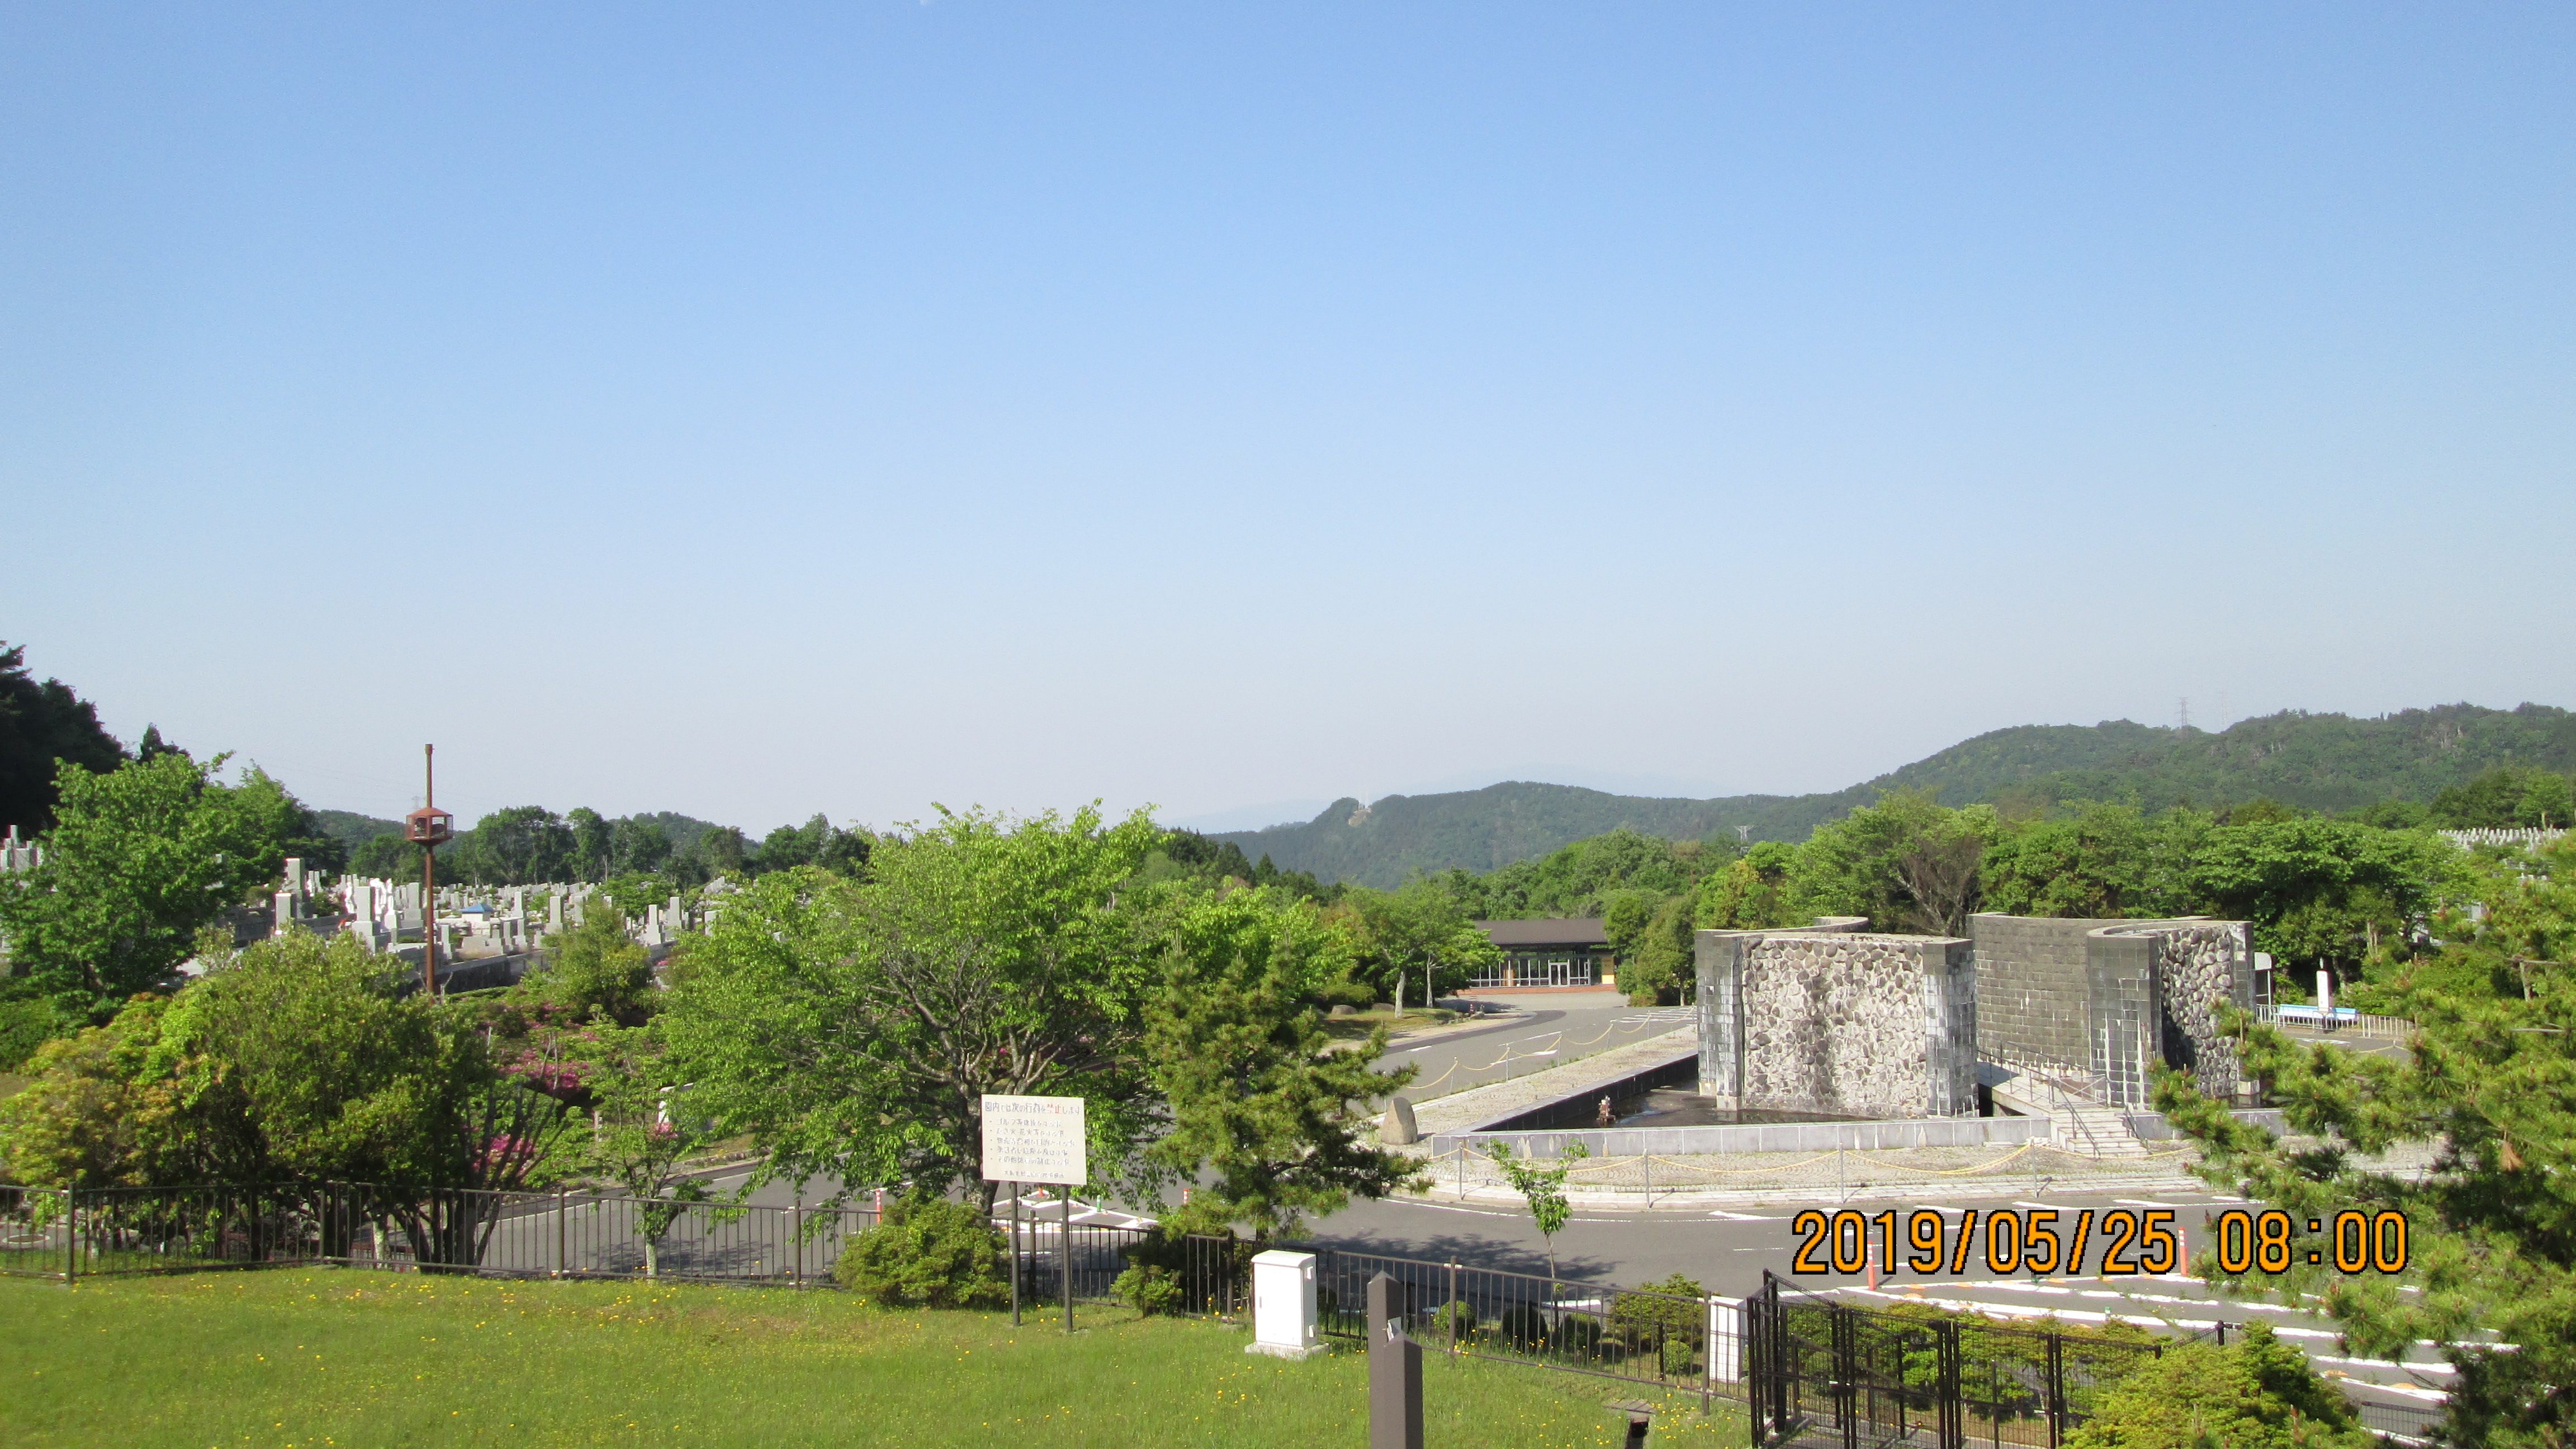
[405,745,455,999]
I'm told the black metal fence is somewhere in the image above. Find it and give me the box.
[1156,1232,1746,1408]
[1,1182,882,1284]
[0,1183,2449,1446]
[1741,1274,2446,1449]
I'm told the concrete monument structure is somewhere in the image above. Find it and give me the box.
[1696,920,1976,1119]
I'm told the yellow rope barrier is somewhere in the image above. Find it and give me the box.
[1839,1142,2041,1175]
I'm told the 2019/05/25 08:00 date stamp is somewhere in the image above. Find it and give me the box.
[1788,1208,2413,1277]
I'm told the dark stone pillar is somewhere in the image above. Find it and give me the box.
[1367,1271,1423,1449]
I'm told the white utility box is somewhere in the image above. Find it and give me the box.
[1246,1249,1321,1360]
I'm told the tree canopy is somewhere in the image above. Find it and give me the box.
[2154,834,2576,1448]
[0,642,126,837]
[660,807,1168,1207]
[0,753,336,1020]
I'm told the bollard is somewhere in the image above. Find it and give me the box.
[1367,1272,1423,1449]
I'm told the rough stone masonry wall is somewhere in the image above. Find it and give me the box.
[2146,922,2252,1100]
[1734,934,1974,1119]
[1697,919,1868,1107]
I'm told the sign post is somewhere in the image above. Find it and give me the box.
[981,1094,1087,1334]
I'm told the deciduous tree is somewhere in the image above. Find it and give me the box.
[661,806,1164,1208]
[0,755,324,1020]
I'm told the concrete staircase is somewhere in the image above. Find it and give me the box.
[1982,1059,2149,1159]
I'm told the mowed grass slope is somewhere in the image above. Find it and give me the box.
[1,1270,1744,1448]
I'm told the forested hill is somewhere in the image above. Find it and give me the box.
[310,808,728,859]
[1216,703,2576,887]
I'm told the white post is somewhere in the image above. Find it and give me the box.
[2317,965,2333,1026]
[1709,1297,1742,1382]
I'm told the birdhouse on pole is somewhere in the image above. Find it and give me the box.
[405,804,454,847]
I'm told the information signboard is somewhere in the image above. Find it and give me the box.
[979,1094,1087,1185]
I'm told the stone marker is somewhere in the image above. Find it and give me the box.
[1380,1095,1417,1147]
[1367,1272,1423,1449]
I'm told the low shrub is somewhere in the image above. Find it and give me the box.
[831,1192,1008,1308]
[1498,1303,1550,1349]
[2062,1322,2370,1449]
[1427,1300,1480,1343]
[1316,980,1376,1012]
[1112,1263,1184,1316]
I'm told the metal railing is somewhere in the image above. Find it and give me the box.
[1,1182,878,1284]
[1,1180,1171,1305]
[1158,1232,1745,1407]
[2251,1005,2417,1040]
[2,1180,2445,1444]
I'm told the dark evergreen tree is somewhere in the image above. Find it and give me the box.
[0,643,127,835]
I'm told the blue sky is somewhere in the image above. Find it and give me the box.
[6,3,2570,835]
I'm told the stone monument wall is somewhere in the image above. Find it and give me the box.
[1699,927,1975,1120]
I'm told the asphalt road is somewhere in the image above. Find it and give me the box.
[1376,995,1685,1106]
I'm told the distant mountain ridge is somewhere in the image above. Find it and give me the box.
[1214,703,2576,887]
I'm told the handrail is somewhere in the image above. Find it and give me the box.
[1977,1049,2120,1158]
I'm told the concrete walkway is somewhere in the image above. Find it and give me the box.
[1405,1025,1698,1138]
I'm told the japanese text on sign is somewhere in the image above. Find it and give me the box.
[980,1094,1087,1185]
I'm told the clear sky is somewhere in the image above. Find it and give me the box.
[6,3,2571,836]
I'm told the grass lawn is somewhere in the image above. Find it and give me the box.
[1,1269,1746,1448]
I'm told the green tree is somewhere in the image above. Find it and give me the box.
[2063,1322,2368,1448]
[349,830,422,880]
[0,997,191,1187]
[2,931,570,1209]
[2155,847,2576,1448]
[1145,889,1423,1237]
[1488,1139,1585,1280]
[575,1022,714,1277]
[0,754,321,1020]
[1340,875,1500,1004]
[1618,893,1698,1005]
[458,806,575,886]
[2185,818,2457,971]
[161,930,565,1194]
[0,641,127,836]
[609,816,674,875]
[567,807,612,880]
[1792,794,1996,935]
[1601,888,1657,958]
[515,902,657,1026]
[2431,766,2576,830]
[661,806,1164,1209]
[1697,841,1799,930]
